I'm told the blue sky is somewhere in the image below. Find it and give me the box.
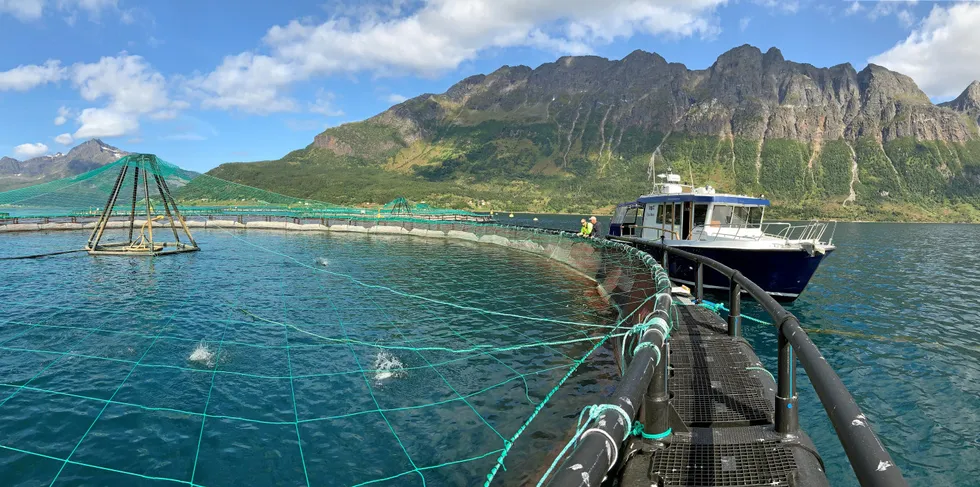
[1,0,978,172]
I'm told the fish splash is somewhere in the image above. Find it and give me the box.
[189,340,215,368]
[372,350,404,385]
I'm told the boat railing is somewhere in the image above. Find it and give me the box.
[679,220,836,244]
[765,220,836,244]
[562,237,905,487]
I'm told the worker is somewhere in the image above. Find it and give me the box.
[589,216,601,238]
[577,218,592,237]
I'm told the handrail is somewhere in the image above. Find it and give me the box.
[614,236,906,487]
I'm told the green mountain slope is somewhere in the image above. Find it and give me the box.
[209,45,980,221]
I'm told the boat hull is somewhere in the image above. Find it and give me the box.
[621,239,832,302]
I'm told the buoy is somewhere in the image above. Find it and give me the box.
[509,213,514,218]
[532,217,539,221]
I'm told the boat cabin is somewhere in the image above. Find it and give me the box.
[610,193,770,242]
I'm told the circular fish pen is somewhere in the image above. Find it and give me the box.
[0,223,669,486]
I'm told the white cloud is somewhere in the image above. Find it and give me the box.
[738,16,751,32]
[0,60,66,91]
[54,105,70,125]
[844,1,861,16]
[184,52,299,114]
[753,0,798,14]
[54,133,73,144]
[73,107,138,138]
[309,89,344,116]
[13,142,49,159]
[386,93,409,104]
[70,53,184,138]
[867,0,917,23]
[896,9,914,28]
[1,0,121,22]
[869,3,980,99]
[0,0,44,20]
[189,0,725,113]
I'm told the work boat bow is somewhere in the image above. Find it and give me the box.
[608,171,836,301]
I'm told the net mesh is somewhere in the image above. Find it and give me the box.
[0,157,672,486]
[0,155,483,221]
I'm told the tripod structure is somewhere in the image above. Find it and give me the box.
[86,154,199,256]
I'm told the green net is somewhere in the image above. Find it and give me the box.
[0,155,482,221]
[0,220,672,486]
[0,155,675,485]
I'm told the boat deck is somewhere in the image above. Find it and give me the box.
[618,297,828,487]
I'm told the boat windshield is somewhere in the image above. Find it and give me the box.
[710,205,763,226]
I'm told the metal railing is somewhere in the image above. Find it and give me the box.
[635,220,836,245]
[616,238,905,487]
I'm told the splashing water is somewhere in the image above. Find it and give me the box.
[317,257,329,267]
[189,340,215,368]
[372,350,404,384]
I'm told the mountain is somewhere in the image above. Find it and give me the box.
[209,44,980,221]
[940,81,980,124]
[0,139,129,192]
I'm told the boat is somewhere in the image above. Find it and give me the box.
[607,169,835,301]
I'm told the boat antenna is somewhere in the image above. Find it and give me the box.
[689,161,696,189]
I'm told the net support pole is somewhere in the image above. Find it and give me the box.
[86,163,129,250]
[775,323,799,434]
[728,278,741,338]
[128,166,139,242]
[141,159,154,248]
[641,341,670,436]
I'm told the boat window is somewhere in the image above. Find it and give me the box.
[653,204,673,225]
[613,206,627,222]
[748,207,763,225]
[625,207,641,223]
[693,204,707,226]
[732,207,751,225]
[711,205,732,225]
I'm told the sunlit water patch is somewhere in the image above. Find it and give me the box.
[0,229,619,486]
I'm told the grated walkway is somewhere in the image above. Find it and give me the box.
[619,298,828,487]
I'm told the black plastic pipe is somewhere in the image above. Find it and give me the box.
[613,237,907,487]
[546,311,670,486]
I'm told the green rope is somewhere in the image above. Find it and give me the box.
[630,422,672,440]
[535,403,633,487]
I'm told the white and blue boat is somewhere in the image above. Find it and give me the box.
[608,170,836,301]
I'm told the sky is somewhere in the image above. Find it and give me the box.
[1,0,979,172]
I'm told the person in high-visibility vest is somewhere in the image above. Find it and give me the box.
[588,216,601,238]
[577,218,593,237]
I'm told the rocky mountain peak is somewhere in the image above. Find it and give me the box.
[622,49,668,67]
[67,138,126,160]
[857,63,930,104]
[940,80,980,113]
[0,138,129,190]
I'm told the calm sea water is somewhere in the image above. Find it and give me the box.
[519,216,980,486]
[0,229,619,486]
[1,221,977,486]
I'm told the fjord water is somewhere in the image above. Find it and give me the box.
[0,230,620,486]
[1,222,977,486]
[521,216,980,486]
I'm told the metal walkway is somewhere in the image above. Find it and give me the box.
[618,297,827,486]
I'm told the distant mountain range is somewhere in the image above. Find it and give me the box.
[207,44,980,221]
[0,139,128,192]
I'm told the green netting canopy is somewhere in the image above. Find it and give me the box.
[0,156,482,221]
